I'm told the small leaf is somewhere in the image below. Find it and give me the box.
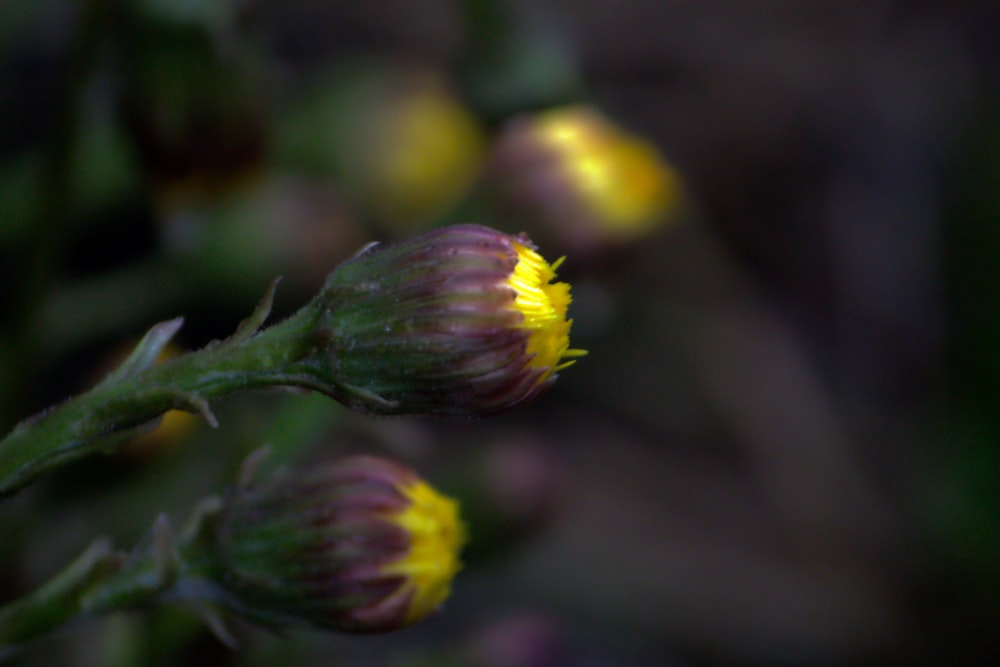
[98,318,184,388]
[225,277,282,347]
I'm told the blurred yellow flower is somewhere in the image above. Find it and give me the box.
[362,74,486,229]
[531,106,681,238]
[489,105,684,259]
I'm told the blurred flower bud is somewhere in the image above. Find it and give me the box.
[118,11,268,211]
[308,224,586,416]
[282,66,485,234]
[487,105,683,260]
[474,438,567,556]
[189,175,368,299]
[196,455,465,633]
[358,73,485,232]
[459,613,573,667]
[441,433,568,565]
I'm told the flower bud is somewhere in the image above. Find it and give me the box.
[457,437,568,565]
[197,456,465,633]
[284,66,485,234]
[487,105,683,260]
[118,11,268,210]
[460,614,573,667]
[311,224,586,416]
[355,71,486,233]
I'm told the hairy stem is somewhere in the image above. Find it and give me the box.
[0,300,325,499]
[0,540,122,655]
[0,514,210,657]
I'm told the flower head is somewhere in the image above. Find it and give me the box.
[119,11,267,210]
[292,67,485,233]
[380,476,465,623]
[359,73,486,230]
[310,224,585,416]
[508,240,576,382]
[200,456,465,633]
[487,105,683,259]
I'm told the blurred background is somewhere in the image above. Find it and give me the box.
[1,0,999,665]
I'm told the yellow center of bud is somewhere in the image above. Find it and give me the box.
[533,106,682,237]
[507,241,587,380]
[381,479,466,623]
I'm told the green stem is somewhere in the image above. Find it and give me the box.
[0,302,326,499]
[0,539,123,655]
[0,516,189,656]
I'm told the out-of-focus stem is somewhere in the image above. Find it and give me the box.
[0,540,123,656]
[0,515,199,657]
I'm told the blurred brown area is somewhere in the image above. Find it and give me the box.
[2,0,999,665]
